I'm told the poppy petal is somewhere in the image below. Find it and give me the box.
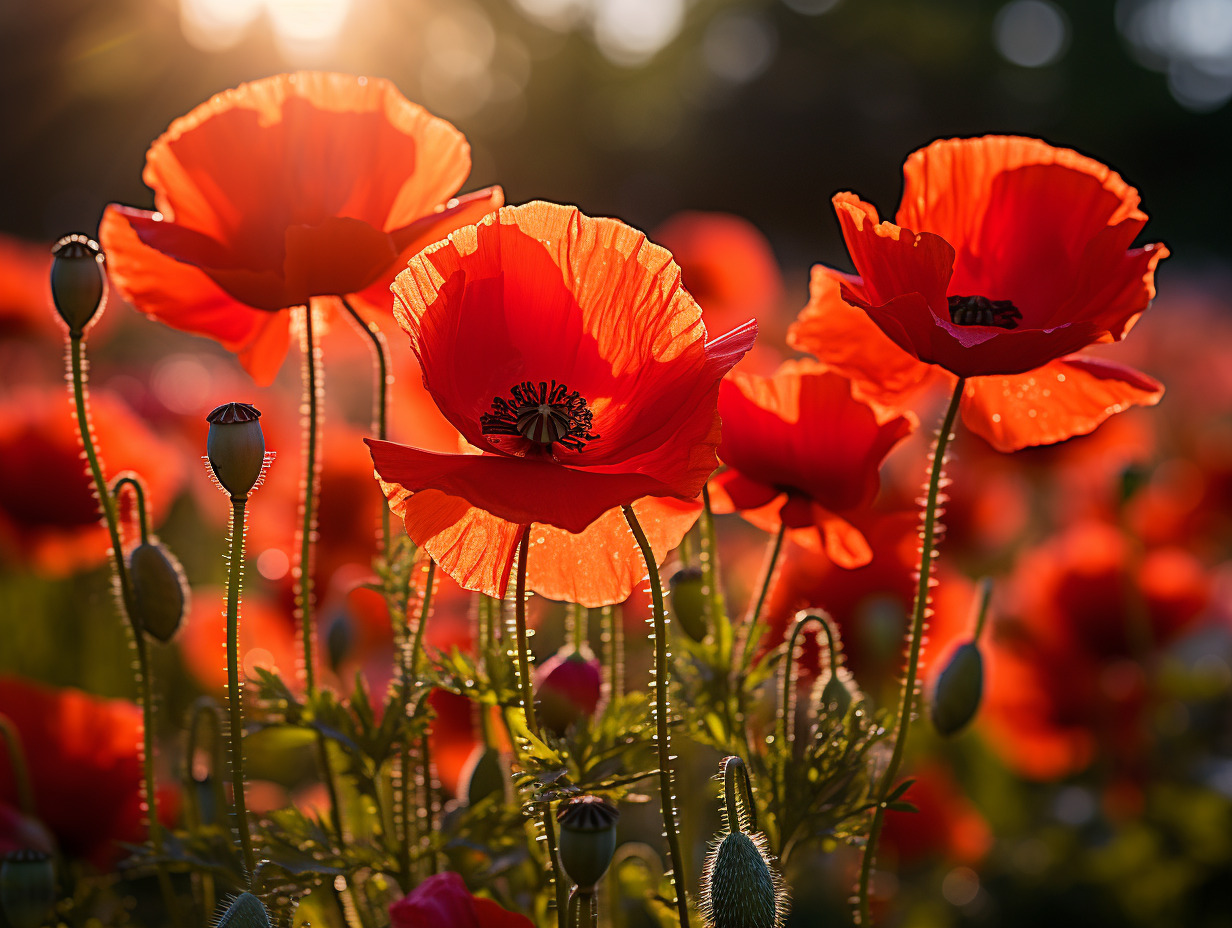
[99,205,292,383]
[961,356,1164,452]
[367,440,683,535]
[788,266,943,408]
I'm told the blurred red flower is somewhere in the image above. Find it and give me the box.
[367,201,755,606]
[983,520,1211,780]
[0,387,185,576]
[0,676,175,869]
[709,361,915,568]
[652,211,785,371]
[100,72,502,385]
[0,235,52,341]
[791,136,1167,452]
[390,871,532,928]
[880,762,991,870]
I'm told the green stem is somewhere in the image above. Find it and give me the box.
[408,559,437,677]
[720,755,756,835]
[855,377,965,926]
[420,731,438,875]
[780,613,830,756]
[0,716,34,816]
[225,499,257,876]
[185,698,225,927]
[111,475,150,545]
[738,523,786,672]
[622,505,689,928]
[338,297,391,559]
[606,605,623,703]
[699,485,726,634]
[298,303,322,694]
[68,336,172,912]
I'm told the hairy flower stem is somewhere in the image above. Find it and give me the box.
[67,335,178,910]
[339,297,391,558]
[738,523,786,672]
[567,888,596,928]
[225,499,257,875]
[111,475,150,545]
[856,377,965,925]
[396,558,436,888]
[298,304,345,841]
[513,527,567,926]
[622,506,690,928]
[699,485,726,634]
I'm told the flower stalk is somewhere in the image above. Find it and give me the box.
[855,377,965,925]
[622,505,690,928]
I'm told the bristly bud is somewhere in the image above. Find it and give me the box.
[0,850,55,928]
[50,234,106,336]
[128,541,189,642]
[214,892,272,928]
[930,641,983,736]
[700,832,783,928]
[669,566,707,642]
[556,795,620,890]
[206,403,265,500]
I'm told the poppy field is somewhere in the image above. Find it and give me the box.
[1,3,1230,928]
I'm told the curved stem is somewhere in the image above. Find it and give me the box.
[780,612,832,754]
[622,505,690,928]
[972,577,994,642]
[738,522,786,672]
[0,715,34,816]
[720,755,757,835]
[111,475,150,546]
[225,499,256,876]
[338,297,391,559]
[68,336,168,865]
[185,698,225,927]
[856,377,965,925]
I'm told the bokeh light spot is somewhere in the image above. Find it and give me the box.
[703,11,778,84]
[994,0,1070,67]
[593,0,685,66]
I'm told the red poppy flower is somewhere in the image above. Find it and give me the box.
[367,201,756,607]
[709,360,915,568]
[0,234,52,341]
[880,762,991,870]
[390,871,532,928]
[0,676,176,869]
[100,72,503,385]
[983,520,1211,780]
[790,136,1167,452]
[0,387,186,576]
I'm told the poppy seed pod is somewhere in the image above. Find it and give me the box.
[206,403,265,500]
[214,892,273,928]
[556,795,620,890]
[930,641,984,736]
[0,850,55,928]
[128,541,189,642]
[700,831,781,928]
[50,234,106,336]
[669,566,707,642]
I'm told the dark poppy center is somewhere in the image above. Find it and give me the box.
[480,380,599,452]
[947,295,1022,330]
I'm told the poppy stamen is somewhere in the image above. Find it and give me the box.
[481,380,599,452]
[947,295,1022,330]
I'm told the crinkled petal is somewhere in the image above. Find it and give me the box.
[961,355,1164,452]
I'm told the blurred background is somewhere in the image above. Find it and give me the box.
[2,0,1230,272]
[2,2,1232,927]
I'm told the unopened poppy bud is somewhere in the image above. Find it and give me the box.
[214,892,272,928]
[461,745,506,806]
[326,614,353,673]
[128,541,189,642]
[669,566,707,642]
[50,234,106,336]
[535,647,601,735]
[930,641,984,736]
[700,832,781,928]
[206,403,265,499]
[556,795,620,890]
[819,673,854,717]
[0,850,55,928]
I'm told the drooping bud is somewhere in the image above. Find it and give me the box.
[461,745,507,806]
[930,641,984,736]
[325,613,354,673]
[556,795,620,890]
[214,892,273,928]
[50,234,106,336]
[819,671,855,718]
[535,647,601,735]
[700,832,781,928]
[206,403,265,500]
[128,541,189,642]
[0,850,55,928]
[669,566,707,642]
